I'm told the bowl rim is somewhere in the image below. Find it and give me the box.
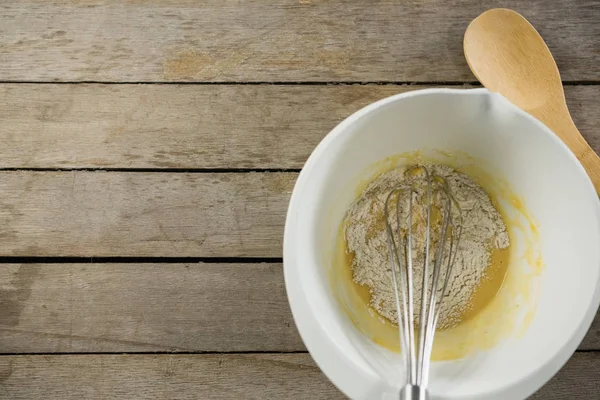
[283,87,600,399]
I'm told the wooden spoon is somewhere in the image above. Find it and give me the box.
[464,8,600,193]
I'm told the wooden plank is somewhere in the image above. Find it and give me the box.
[0,83,400,169]
[1,1,599,82]
[0,353,597,399]
[531,352,600,399]
[0,263,302,353]
[0,263,596,353]
[0,354,344,400]
[0,84,599,169]
[0,171,294,257]
[584,311,600,351]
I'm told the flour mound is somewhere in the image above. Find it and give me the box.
[345,165,509,328]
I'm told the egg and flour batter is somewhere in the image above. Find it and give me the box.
[344,164,510,330]
[329,150,543,360]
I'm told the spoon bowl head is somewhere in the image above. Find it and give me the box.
[464,8,564,111]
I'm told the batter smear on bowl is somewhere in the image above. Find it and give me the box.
[345,164,509,329]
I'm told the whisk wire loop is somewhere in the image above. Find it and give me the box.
[384,166,463,399]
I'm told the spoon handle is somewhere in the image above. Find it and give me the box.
[531,106,600,194]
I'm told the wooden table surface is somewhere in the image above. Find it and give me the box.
[0,1,599,399]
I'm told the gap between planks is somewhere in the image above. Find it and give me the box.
[0,168,302,173]
[2,81,600,85]
[0,350,595,356]
[0,257,284,264]
[0,351,312,356]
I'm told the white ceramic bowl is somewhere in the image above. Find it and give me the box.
[283,88,600,400]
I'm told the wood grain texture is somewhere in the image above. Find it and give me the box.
[0,84,599,169]
[0,263,596,353]
[530,353,600,399]
[0,354,344,400]
[0,171,294,257]
[0,263,302,353]
[0,83,400,169]
[1,1,599,82]
[0,353,597,399]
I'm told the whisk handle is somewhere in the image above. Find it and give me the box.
[399,384,429,400]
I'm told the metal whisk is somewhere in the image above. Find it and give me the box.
[384,166,463,400]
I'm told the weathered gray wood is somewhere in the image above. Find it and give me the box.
[0,263,596,353]
[0,83,400,169]
[0,171,294,257]
[0,263,302,353]
[0,354,344,400]
[0,84,598,169]
[531,353,600,399]
[1,1,599,82]
[0,353,596,399]
[584,311,600,351]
